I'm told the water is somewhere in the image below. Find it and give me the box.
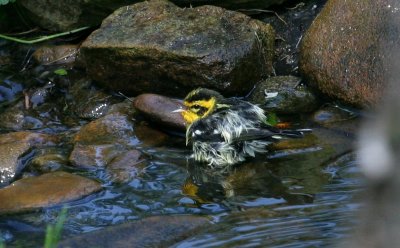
[0,138,363,247]
[0,7,365,245]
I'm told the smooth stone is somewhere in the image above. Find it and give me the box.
[0,171,101,214]
[133,93,186,131]
[73,112,135,145]
[58,215,210,248]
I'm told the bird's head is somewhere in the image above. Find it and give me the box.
[176,88,225,125]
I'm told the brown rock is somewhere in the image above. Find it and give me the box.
[133,94,186,131]
[299,0,399,107]
[135,123,169,147]
[58,215,210,248]
[107,149,147,183]
[69,144,123,168]
[73,113,134,145]
[0,171,101,214]
[0,131,59,146]
[0,132,59,185]
[32,44,78,65]
[81,0,275,96]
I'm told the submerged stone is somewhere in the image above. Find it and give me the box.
[58,215,210,248]
[81,0,275,97]
[69,143,124,168]
[107,149,147,183]
[0,171,101,214]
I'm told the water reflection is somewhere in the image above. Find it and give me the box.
[183,161,314,207]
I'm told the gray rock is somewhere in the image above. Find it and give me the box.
[81,0,275,97]
[58,215,210,248]
[249,76,319,114]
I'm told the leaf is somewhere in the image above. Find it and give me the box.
[264,112,279,126]
[54,68,68,76]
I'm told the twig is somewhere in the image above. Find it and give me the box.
[0,26,90,44]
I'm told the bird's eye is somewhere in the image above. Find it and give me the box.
[191,104,202,112]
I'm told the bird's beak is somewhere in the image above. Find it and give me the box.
[172,108,185,113]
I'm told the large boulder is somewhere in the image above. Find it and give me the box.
[17,0,288,32]
[299,0,400,107]
[81,0,275,97]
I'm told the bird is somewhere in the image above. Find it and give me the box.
[174,88,308,170]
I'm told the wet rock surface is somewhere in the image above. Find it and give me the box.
[0,132,59,185]
[133,93,186,132]
[58,215,210,248]
[69,143,124,168]
[249,76,319,114]
[107,149,147,183]
[32,44,79,65]
[0,171,102,214]
[81,0,275,97]
[73,112,135,145]
[299,0,400,107]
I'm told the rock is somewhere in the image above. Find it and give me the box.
[133,94,186,131]
[107,149,147,183]
[0,75,23,104]
[262,1,325,75]
[0,171,101,214]
[81,0,275,97]
[68,79,118,120]
[0,142,31,186]
[17,0,288,32]
[29,153,67,173]
[0,131,59,186]
[249,76,319,114]
[32,44,78,65]
[0,101,51,131]
[58,215,210,248]
[134,123,169,147]
[299,0,400,107]
[69,143,124,168]
[73,112,135,145]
